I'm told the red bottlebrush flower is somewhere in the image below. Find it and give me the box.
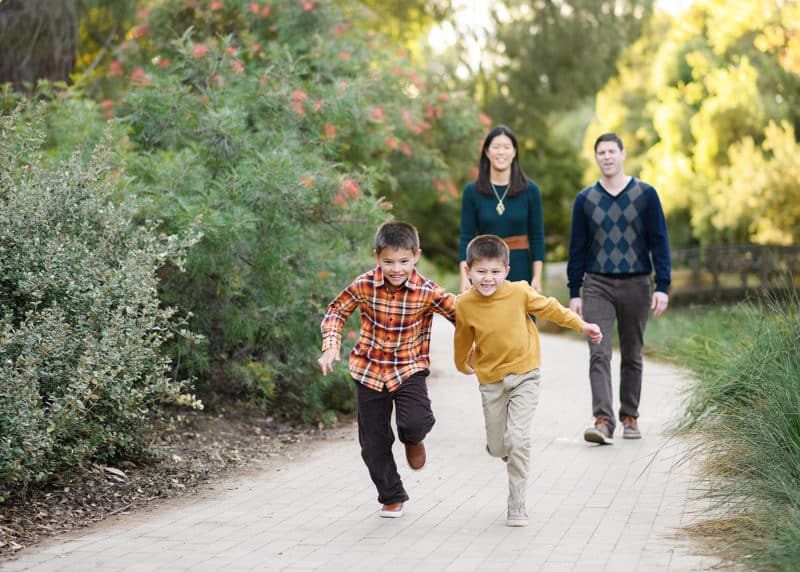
[291,101,306,116]
[333,23,349,37]
[158,57,171,68]
[130,67,150,85]
[379,201,393,210]
[338,50,351,61]
[137,7,150,18]
[249,3,260,13]
[291,89,308,103]
[109,60,124,76]
[332,193,347,208]
[313,100,323,112]
[384,136,399,150]
[323,123,337,139]
[342,178,360,199]
[301,175,315,188]
[447,180,458,198]
[400,142,412,156]
[371,106,385,121]
[479,113,492,126]
[99,99,114,119]
[437,92,450,102]
[131,25,149,39]
[226,46,237,55]
[210,1,223,11]
[433,179,445,192]
[337,81,348,92]
[302,1,314,10]
[401,108,414,130]
[192,44,209,57]
[407,69,425,91]
[390,66,404,77]
[260,5,271,16]
[231,60,245,74]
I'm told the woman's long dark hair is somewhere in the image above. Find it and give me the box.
[475,125,529,198]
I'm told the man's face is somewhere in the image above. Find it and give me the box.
[595,141,626,178]
[374,247,421,288]
[467,257,510,297]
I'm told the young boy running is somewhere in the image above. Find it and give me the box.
[454,235,602,526]
[318,221,456,518]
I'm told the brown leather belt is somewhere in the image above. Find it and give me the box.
[502,234,529,250]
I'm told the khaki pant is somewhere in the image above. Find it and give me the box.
[479,369,541,507]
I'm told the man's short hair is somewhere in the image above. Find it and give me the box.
[466,235,509,267]
[374,221,420,254]
[594,132,624,152]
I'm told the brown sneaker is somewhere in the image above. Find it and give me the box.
[622,416,641,439]
[584,418,614,445]
[405,442,426,470]
[379,502,404,518]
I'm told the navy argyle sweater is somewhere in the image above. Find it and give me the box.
[567,177,671,297]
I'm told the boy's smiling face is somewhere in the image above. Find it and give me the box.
[467,257,509,297]
[375,247,421,288]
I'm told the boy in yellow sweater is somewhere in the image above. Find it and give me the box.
[454,235,602,526]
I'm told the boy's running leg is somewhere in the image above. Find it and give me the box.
[504,370,540,526]
[355,381,409,505]
[394,370,435,470]
[479,381,509,460]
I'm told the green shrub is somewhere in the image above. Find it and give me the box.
[0,104,199,493]
[92,0,483,423]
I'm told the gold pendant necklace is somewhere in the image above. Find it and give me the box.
[491,182,510,215]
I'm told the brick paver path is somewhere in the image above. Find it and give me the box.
[5,316,718,571]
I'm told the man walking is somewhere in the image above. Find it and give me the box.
[567,133,671,444]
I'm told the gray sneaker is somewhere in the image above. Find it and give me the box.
[584,419,614,445]
[506,502,528,527]
[622,416,641,439]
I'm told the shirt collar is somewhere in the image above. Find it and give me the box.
[374,266,421,291]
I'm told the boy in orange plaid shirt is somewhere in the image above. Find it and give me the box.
[318,221,456,518]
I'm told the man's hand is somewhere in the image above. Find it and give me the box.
[317,348,340,376]
[651,292,669,317]
[569,297,583,317]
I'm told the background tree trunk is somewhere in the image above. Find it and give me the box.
[0,0,79,90]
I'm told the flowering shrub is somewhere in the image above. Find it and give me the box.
[92,0,483,423]
[0,105,200,493]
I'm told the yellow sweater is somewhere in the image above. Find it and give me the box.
[454,281,585,384]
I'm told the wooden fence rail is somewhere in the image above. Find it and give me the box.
[670,244,800,303]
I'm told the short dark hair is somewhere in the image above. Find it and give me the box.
[594,132,624,152]
[374,221,420,254]
[466,235,509,267]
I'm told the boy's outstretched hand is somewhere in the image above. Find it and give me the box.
[581,322,603,344]
[317,348,340,376]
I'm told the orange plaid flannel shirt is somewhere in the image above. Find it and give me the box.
[320,266,456,392]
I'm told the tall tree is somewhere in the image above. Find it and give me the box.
[478,0,654,256]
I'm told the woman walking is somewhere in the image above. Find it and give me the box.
[458,125,545,294]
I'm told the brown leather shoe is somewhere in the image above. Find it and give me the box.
[405,442,426,470]
[380,502,404,518]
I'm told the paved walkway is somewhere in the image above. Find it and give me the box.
[5,317,718,571]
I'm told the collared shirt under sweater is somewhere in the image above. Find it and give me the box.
[320,267,456,392]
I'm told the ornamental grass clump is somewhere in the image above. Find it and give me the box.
[677,288,800,570]
[0,105,200,494]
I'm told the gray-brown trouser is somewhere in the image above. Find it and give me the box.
[582,273,651,434]
[479,369,541,508]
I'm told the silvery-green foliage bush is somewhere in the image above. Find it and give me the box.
[0,105,200,493]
